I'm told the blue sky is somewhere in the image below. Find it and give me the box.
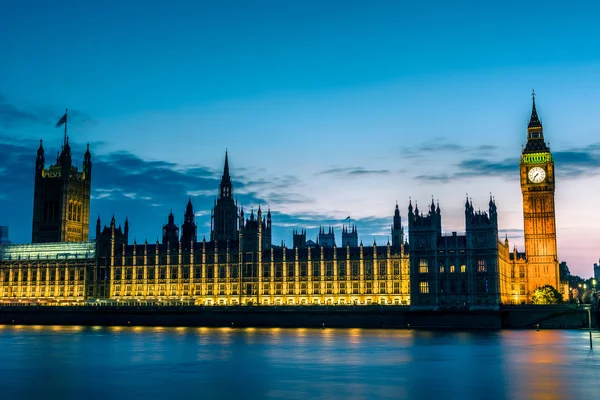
[1,1,599,276]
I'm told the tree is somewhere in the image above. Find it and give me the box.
[531,285,563,304]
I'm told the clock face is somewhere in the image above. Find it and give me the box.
[528,166,546,183]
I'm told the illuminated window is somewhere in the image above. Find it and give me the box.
[300,263,307,277]
[338,262,346,277]
[301,282,307,294]
[378,261,386,277]
[351,262,359,276]
[460,265,466,273]
[419,259,428,274]
[365,261,373,276]
[326,262,333,277]
[419,281,429,294]
[477,260,486,272]
[439,264,445,273]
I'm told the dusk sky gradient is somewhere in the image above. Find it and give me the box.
[1,1,599,276]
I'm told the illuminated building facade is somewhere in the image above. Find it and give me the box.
[498,94,563,303]
[0,97,567,307]
[0,241,95,303]
[92,157,411,305]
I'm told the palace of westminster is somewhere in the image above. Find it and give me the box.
[0,97,566,307]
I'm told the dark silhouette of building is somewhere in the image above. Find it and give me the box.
[210,151,238,243]
[408,197,501,308]
[292,229,307,248]
[162,210,179,244]
[317,226,335,247]
[181,198,197,246]
[32,138,91,243]
[342,225,358,247]
[391,203,404,250]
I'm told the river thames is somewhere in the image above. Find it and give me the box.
[0,326,598,399]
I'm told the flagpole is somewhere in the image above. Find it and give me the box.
[64,108,68,146]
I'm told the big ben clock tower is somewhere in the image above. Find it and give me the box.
[520,92,560,295]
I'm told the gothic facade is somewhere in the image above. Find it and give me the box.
[407,197,501,308]
[0,97,566,306]
[32,138,92,243]
[498,94,563,303]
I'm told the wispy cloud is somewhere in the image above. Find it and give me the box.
[0,94,96,129]
[0,94,42,127]
[319,166,390,176]
[413,142,600,183]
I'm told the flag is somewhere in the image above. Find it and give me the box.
[345,216,350,220]
[55,113,67,127]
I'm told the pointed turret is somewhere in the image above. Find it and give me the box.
[185,197,194,219]
[524,90,549,152]
[181,197,197,245]
[36,139,45,173]
[528,91,542,130]
[211,150,239,242]
[219,150,233,199]
[223,150,230,181]
[162,209,179,244]
[124,217,129,243]
[96,215,101,238]
[83,143,92,179]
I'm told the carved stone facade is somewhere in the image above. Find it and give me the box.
[408,198,501,309]
[32,138,91,243]
[0,97,567,306]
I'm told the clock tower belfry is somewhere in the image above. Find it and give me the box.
[520,92,559,296]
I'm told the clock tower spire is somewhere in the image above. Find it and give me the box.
[520,92,559,298]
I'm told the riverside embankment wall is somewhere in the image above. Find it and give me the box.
[0,305,596,329]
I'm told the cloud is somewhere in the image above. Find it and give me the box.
[414,142,600,183]
[553,144,600,177]
[403,139,471,159]
[319,167,390,176]
[0,94,41,127]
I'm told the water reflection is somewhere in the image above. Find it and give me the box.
[0,325,598,399]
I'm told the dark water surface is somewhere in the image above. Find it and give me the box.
[0,326,598,400]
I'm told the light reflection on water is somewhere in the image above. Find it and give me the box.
[0,326,599,400]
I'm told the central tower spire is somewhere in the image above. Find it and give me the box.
[211,150,238,242]
[219,150,233,199]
